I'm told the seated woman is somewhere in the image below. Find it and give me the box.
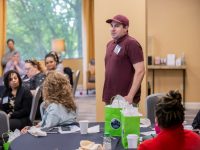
[23,59,46,120]
[0,70,32,131]
[21,71,76,132]
[44,52,64,74]
[138,90,200,150]
[23,59,46,93]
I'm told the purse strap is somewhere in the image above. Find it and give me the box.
[2,131,11,143]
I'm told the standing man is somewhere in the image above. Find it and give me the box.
[103,15,145,106]
[2,39,17,69]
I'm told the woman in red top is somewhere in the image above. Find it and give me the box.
[138,90,200,150]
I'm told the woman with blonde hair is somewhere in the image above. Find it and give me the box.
[39,71,76,128]
[21,71,76,132]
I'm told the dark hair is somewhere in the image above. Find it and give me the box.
[45,52,59,65]
[155,90,185,129]
[3,70,22,90]
[25,59,43,72]
[49,51,60,64]
[7,39,15,45]
[89,59,95,65]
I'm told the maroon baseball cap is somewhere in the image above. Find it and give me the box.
[106,15,129,26]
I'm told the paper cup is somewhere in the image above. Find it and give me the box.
[79,120,89,134]
[127,134,138,149]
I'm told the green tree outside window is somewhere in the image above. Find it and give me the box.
[6,0,82,60]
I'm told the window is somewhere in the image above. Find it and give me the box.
[6,0,82,60]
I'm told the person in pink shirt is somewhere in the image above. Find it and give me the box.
[138,90,200,150]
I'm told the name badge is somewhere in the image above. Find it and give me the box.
[2,96,9,104]
[114,45,121,55]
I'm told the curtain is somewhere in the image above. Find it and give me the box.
[0,0,6,75]
[82,0,94,89]
[82,0,94,62]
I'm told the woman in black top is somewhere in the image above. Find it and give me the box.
[0,70,32,131]
[23,59,45,93]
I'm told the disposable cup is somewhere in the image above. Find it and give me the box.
[127,134,138,149]
[79,120,89,134]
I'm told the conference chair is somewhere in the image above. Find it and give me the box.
[72,70,80,97]
[146,93,165,125]
[86,63,95,95]
[0,111,10,136]
[29,86,42,125]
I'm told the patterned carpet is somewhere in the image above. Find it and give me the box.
[75,94,96,122]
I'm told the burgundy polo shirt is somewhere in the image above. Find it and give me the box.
[102,34,144,104]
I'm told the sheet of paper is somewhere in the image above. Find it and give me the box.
[87,125,100,133]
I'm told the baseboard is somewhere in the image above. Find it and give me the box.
[185,102,200,110]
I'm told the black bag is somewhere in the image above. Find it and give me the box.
[192,110,200,129]
[63,67,73,86]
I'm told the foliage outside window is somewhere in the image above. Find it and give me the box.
[6,0,82,60]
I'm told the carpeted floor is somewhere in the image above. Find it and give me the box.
[75,95,96,122]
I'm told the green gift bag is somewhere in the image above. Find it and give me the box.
[104,106,122,136]
[3,142,10,150]
[121,113,140,149]
[2,132,10,150]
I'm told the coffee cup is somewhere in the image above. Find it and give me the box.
[127,134,138,149]
[79,120,89,134]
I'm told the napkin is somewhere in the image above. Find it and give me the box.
[7,129,21,142]
[28,126,47,137]
[87,125,100,133]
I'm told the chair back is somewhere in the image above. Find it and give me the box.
[40,101,45,118]
[72,70,80,97]
[0,76,3,86]
[29,86,42,123]
[146,93,165,125]
[0,85,5,97]
[0,111,9,136]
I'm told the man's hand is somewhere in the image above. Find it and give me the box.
[124,95,133,104]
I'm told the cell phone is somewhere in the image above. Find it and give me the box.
[61,126,70,131]
[42,127,58,133]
